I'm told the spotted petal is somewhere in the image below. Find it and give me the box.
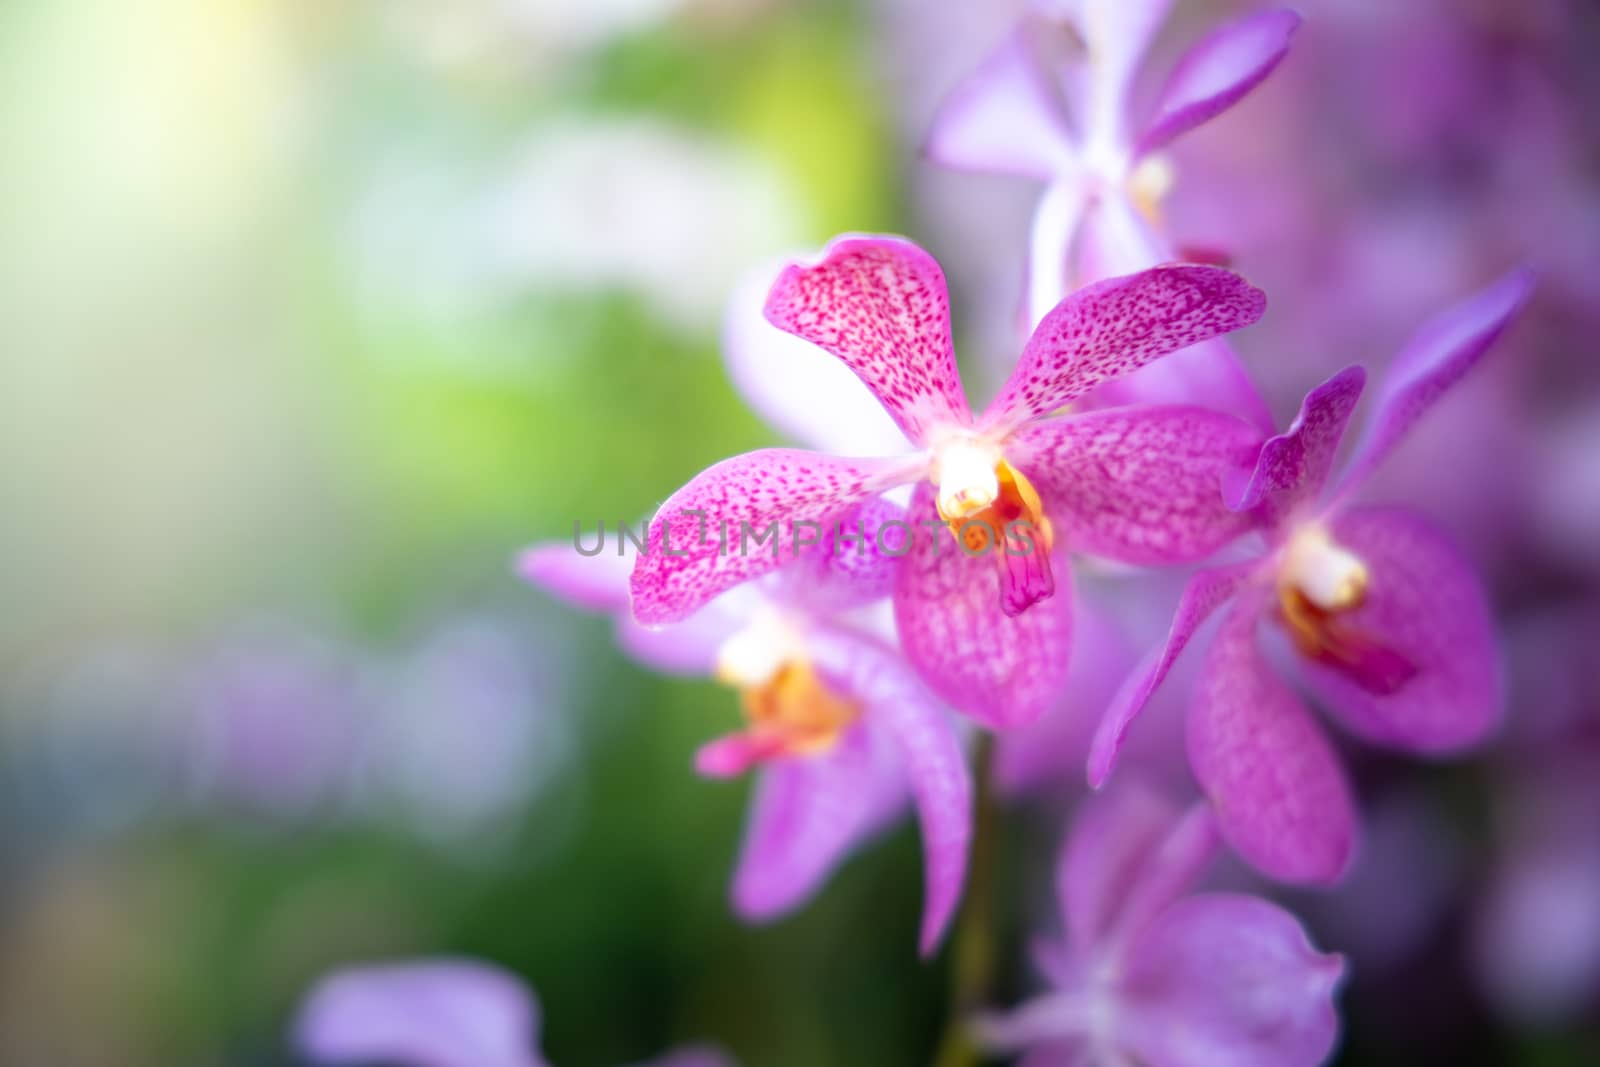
[1009,406,1261,566]
[1068,197,1273,432]
[1188,597,1357,885]
[983,265,1267,432]
[1334,268,1534,500]
[924,25,1076,180]
[811,629,973,955]
[895,484,1075,730]
[1229,366,1366,525]
[1134,9,1303,157]
[723,258,909,456]
[295,959,543,1067]
[764,236,973,446]
[1289,507,1502,753]
[1116,895,1345,1067]
[630,450,919,625]
[1088,559,1261,789]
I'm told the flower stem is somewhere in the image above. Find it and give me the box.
[932,732,999,1067]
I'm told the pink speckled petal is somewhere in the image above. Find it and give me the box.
[1228,366,1366,525]
[810,629,973,955]
[1088,560,1261,789]
[1070,198,1273,433]
[295,959,543,1067]
[630,450,920,625]
[895,484,1075,730]
[516,541,631,613]
[728,724,904,922]
[1289,507,1502,753]
[763,236,973,446]
[984,265,1267,431]
[924,25,1076,180]
[997,597,1135,798]
[774,495,909,614]
[1134,9,1302,157]
[723,258,909,456]
[1334,268,1534,500]
[1116,895,1345,1067]
[1010,407,1262,566]
[1188,597,1357,885]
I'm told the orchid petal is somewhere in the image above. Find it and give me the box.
[1010,406,1261,566]
[728,724,903,922]
[1070,0,1176,148]
[810,629,973,955]
[295,959,543,1067]
[1116,895,1345,1067]
[1229,366,1367,524]
[1070,198,1274,432]
[1134,9,1302,157]
[774,495,909,614]
[924,26,1077,180]
[1333,268,1534,499]
[764,236,973,446]
[1290,507,1501,753]
[630,450,919,625]
[984,265,1266,432]
[1025,180,1092,335]
[1110,803,1222,948]
[517,541,631,613]
[895,484,1075,730]
[1187,598,1357,885]
[1089,560,1260,788]
[1059,781,1180,951]
[723,258,908,456]
[997,597,1135,797]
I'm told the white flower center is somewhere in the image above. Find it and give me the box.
[1282,524,1369,611]
[715,608,805,688]
[934,437,1002,521]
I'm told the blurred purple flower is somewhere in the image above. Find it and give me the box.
[184,628,367,821]
[630,235,1267,729]
[1090,269,1531,884]
[927,1,1300,427]
[523,497,971,956]
[976,782,1343,1067]
[296,958,735,1067]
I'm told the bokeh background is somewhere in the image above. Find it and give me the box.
[1,1,1597,1064]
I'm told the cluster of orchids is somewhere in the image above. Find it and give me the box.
[295,2,1533,1065]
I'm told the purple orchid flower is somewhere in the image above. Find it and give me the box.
[295,957,736,1067]
[522,498,972,955]
[630,235,1268,730]
[926,1,1300,429]
[976,782,1344,1066]
[1089,269,1533,884]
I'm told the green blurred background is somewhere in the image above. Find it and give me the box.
[0,1,978,1064]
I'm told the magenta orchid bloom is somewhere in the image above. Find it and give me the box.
[295,958,735,1067]
[1089,269,1533,884]
[926,1,1300,428]
[523,499,971,956]
[976,782,1344,1067]
[630,235,1267,730]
